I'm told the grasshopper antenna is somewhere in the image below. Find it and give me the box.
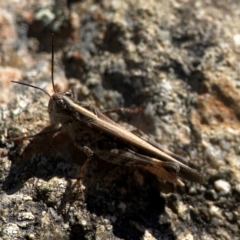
[11,33,58,98]
[52,33,57,93]
[11,81,51,98]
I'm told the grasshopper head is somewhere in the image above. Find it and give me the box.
[48,91,74,124]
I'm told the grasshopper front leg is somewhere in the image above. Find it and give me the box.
[77,146,93,180]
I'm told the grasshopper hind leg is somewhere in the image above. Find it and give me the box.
[93,146,185,186]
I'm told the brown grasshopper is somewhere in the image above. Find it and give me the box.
[11,36,204,187]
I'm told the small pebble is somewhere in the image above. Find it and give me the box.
[209,205,222,219]
[233,34,240,46]
[214,179,231,194]
[118,202,126,213]
[142,230,156,240]
[235,183,240,194]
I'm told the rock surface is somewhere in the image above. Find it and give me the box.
[0,0,239,239]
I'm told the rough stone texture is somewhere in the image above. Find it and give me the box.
[0,0,240,239]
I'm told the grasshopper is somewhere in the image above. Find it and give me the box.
[11,36,204,187]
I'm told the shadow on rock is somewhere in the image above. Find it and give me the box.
[4,127,175,239]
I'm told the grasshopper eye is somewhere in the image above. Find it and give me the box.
[57,99,66,109]
[64,91,72,97]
